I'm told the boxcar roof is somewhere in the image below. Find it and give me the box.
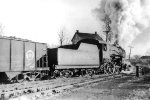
[0,36,47,44]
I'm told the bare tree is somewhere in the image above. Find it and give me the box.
[130,55,141,66]
[58,31,65,46]
[58,27,72,46]
[132,55,141,60]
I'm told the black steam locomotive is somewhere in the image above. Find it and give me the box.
[0,31,125,83]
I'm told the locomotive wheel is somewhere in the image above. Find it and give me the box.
[113,66,120,74]
[60,70,73,78]
[104,63,113,74]
[103,66,108,74]
[108,67,113,74]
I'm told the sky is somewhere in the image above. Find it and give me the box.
[0,0,102,44]
[0,0,150,56]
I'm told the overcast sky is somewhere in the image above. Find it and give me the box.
[0,0,101,43]
[0,0,150,56]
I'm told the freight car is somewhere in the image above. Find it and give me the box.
[0,36,49,83]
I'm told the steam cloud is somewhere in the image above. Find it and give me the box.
[94,0,150,50]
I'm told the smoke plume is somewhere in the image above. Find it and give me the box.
[94,0,150,49]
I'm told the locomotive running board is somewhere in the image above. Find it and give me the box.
[55,65,99,69]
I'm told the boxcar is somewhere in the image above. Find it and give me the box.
[0,37,48,82]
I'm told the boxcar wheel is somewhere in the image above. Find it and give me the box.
[16,74,25,83]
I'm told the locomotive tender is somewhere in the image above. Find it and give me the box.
[0,30,125,82]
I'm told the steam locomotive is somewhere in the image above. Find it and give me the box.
[0,31,125,83]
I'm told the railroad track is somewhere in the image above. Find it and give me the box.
[0,74,131,100]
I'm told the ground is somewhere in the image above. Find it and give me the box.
[45,74,150,100]
[5,73,150,100]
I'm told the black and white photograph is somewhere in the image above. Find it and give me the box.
[0,0,150,100]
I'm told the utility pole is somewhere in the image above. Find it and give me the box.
[103,15,111,42]
[129,46,133,60]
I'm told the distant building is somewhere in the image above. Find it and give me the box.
[60,30,104,49]
[71,30,104,44]
[140,56,150,65]
[141,56,150,60]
